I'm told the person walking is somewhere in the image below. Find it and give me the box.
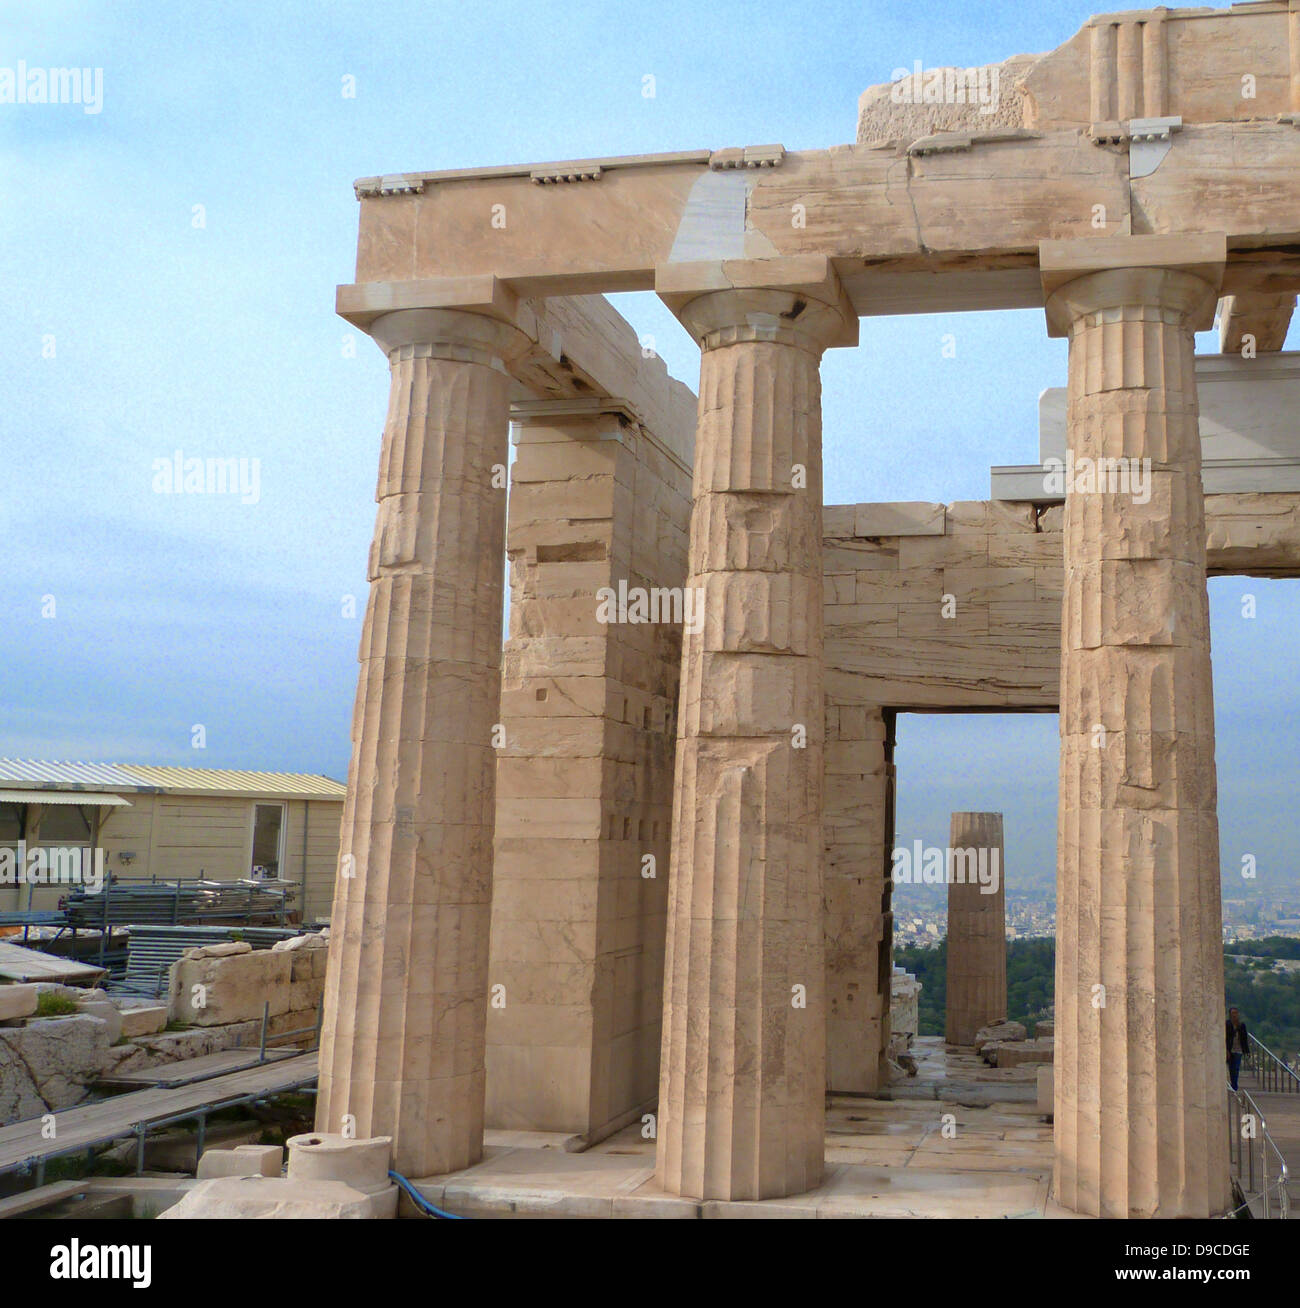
[1226,1006,1251,1091]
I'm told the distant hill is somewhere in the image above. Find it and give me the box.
[1224,939,1300,1063]
[895,936,1300,1066]
[895,938,1054,1035]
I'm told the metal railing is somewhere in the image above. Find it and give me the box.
[255,997,325,1062]
[1245,1036,1300,1094]
[1228,1084,1291,1219]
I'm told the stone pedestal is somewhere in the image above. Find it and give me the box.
[317,307,528,1179]
[944,811,1006,1046]
[653,266,853,1200]
[1043,236,1230,1218]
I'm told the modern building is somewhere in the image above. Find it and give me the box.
[0,761,344,922]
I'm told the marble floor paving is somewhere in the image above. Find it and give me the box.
[410,1040,1076,1219]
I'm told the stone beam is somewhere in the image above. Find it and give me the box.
[345,6,1300,317]
[1206,489,1300,576]
[337,281,697,462]
[348,137,1128,314]
[824,490,1300,715]
[1217,291,1296,353]
[1133,124,1300,264]
[348,123,1300,315]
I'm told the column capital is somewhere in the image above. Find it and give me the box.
[1040,233,1226,338]
[368,306,534,369]
[337,275,538,365]
[655,255,858,353]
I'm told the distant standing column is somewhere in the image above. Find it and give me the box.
[654,262,855,1200]
[317,307,528,1178]
[1043,236,1229,1219]
[945,811,1006,1046]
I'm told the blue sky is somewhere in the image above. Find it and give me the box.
[0,0,1295,900]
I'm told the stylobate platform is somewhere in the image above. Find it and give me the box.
[409,1041,1078,1219]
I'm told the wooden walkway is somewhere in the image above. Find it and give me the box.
[94,1046,297,1089]
[0,1051,318,1176]
[0,940,106,985]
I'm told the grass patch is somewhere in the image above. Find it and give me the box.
[35,993,79,1018]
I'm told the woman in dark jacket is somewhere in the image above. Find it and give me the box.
[1226,1007,1251,1091]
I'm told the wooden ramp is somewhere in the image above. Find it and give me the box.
[95,1046,298,1089]
[0,1051,318,1177]
[0,940,106,985]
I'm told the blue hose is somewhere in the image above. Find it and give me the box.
[388,1169,467,1219]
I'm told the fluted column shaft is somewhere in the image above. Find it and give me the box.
[655,288,846,1200]
[317,307,528,1177]
[945,811,1006,1046]
[1048,266,1228,1218]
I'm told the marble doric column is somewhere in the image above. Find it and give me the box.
[945,811,1006,1046]
[653,263,854,1200]
[317,307,529,1178]
[1043,236,1229,1219]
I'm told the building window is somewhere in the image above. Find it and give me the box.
[0,803,22,844]
[250,803,285,879]
[36,805,92,843]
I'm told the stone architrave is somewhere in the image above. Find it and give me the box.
[653,259,856,1201]
[317,306,529,1179]
[1043,235,1230,1219]
[944,811,1007,1046]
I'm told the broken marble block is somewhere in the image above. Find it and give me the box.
[159,1175,397,1219]
[995,1037,1054,1068]
[973,1019,1026,1054]
[74,992,122,1044]
[118,1004,168,1038]
[197,1144,284,1180]
[0,985,38,1023]
[169,947,291,1025]
[163,1134,397,1219]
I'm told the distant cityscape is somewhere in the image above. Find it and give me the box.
[890,885,1300,947]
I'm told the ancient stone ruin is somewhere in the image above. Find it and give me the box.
[314,3,1300,1218]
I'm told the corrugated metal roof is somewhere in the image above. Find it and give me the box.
[0,761,346,801]
[0,789,132,806]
